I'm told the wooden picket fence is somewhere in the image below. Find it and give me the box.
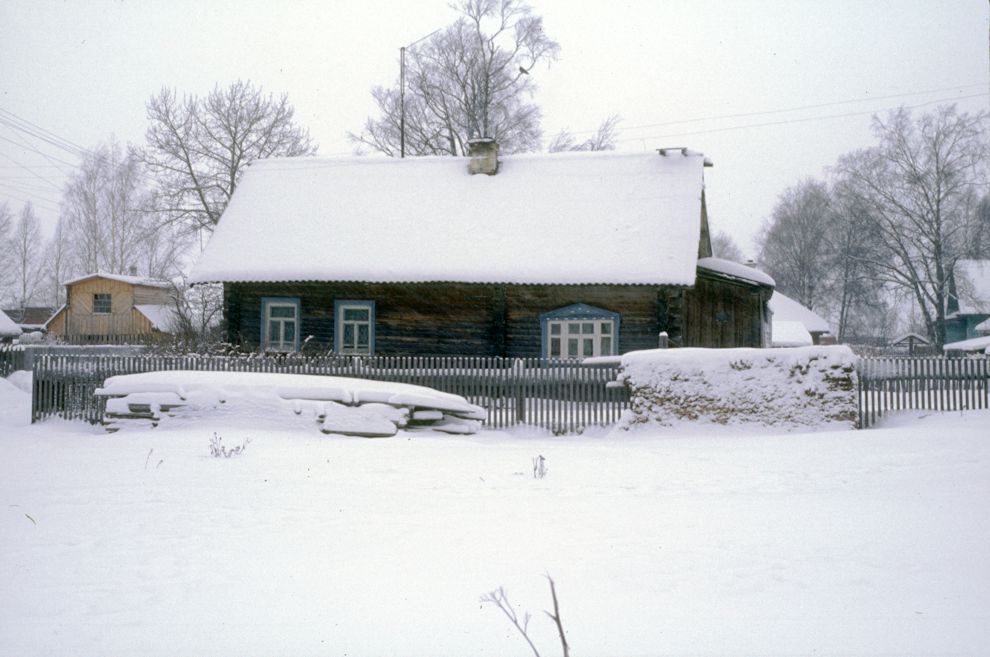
[31,353,629,433]
[857,356,990,428]
[0,344,25,378]
[29,352,990,433]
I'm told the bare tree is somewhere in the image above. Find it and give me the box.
[62,138,168,276]
[758,178,834,311]
[167,278,224,348]
[710,230,746,263]
[835,105,988,348]
[963,194,990,258]
[352,0,559,156]
[141,80,317,232]
[825,177,887,341]
[0,202,12,304]
[41,215,76,308]
[10,203,44,310]
[548,114,620,153]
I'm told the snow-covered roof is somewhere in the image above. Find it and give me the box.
[0,309,22,337]
[890,332,931,346]
[953,259,990,315]
[771,320,813,347]
[768,291,831,334]
[975,317,990,333]
[135,304,177,332]
[697,257,774,287]
[190,151,708,286]
[943,334,990,353]
[44,304,66,329]
[64,272,172,289]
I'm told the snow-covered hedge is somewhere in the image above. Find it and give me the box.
[617,346,859,430]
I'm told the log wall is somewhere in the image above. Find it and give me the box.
[225,278,766,356]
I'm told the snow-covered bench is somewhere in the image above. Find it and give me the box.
[95,370,487,436]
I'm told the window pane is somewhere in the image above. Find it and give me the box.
[601,322,612,334]
[550,323,561,336]
[268,320,281,343]
[343,324,354,347]
[601,336,612,354]
[568,322,580,334]
[550,337,560,357]
[270,305,295,318]
[567,338,578,357]
[344,308,369,321]
[283,321,295,344]
[583,338,594,356]
[357,324,369,349]
[582,322,594,334]
[93,294,111,313]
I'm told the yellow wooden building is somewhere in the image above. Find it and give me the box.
[46,273,176,344]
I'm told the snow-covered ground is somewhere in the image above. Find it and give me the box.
[2,372,989,657]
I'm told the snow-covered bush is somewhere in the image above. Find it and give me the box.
[617,345,858,430]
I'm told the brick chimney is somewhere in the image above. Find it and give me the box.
[467,138,499,175]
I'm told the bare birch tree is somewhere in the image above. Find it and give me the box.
[62,138,183,279]
[352,0,559,156]
[711,230,746,263]
[835,105,988,348]
[548,114,621,152]
[0,202,12,303]
[10,203,44,309]
[141,80,316,232]
[758,178,834,311]
[41,215,75,308]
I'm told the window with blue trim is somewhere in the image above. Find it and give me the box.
[335,300,375,355]
[540,303,620,359]
[261,297,300,352]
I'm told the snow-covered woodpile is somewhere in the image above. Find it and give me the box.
[617,346,859,429]
[96,370,486,436]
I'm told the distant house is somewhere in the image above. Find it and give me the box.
[190,143,774,358]
[1,306,54,333]
[46,273,176,344]
[947,259,990,343]
[889,332,932,355]
[768,291,831,346]
[0,308,22,343]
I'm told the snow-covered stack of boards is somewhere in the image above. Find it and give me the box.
[616,345,859,429]
[96,370,486,437]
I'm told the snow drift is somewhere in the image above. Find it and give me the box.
[617,346,859,429]
[96,370,486,436]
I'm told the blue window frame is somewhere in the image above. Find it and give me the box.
[260,297,300,352]
[335,300,375,355]
[539,303,620,359]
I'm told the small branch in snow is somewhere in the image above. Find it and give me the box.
[544,575,569,657]
[480,587,542,657]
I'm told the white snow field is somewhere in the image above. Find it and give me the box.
[2,372,989,657]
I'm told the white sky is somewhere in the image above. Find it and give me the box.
[1,0,987,257]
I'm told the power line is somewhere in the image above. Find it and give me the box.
[0,152,65,195]
[0,188,62,215]
[0,108,89,158]
[567,83,987,137]
[615,93,988,144]
[0,133,79,171]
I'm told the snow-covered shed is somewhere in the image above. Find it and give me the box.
[190,146,774,357]
[947,259,990,343]
[46,273,176,344]
[768,291,831,345]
